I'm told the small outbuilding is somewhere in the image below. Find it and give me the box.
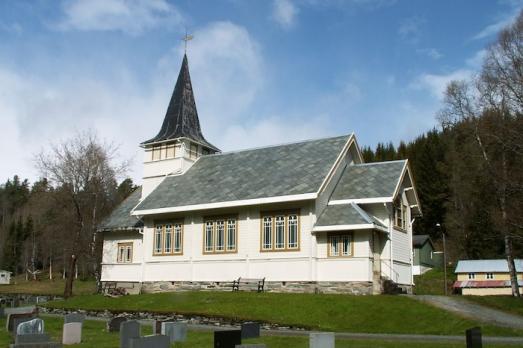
[412,235,441,275]
[453,259,523,296]
[0,270,12,285]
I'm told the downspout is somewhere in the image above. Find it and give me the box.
[387,203,393,282]
[136,216,146,292]
[410,217,416,287]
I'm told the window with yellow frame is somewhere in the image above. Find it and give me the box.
[153,222,183,255]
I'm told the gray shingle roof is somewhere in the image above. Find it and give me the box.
[413,234,432,248]
[315,204,368,226]
[315,203,386,228]
[100,188,143,231]
[330,160,406,200]
[135,135,350,212]
[455,259,523,273]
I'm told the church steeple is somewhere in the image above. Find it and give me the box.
[142,54,219,152]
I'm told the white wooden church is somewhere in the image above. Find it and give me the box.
[100,54,421,295]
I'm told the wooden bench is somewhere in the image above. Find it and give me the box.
[232,277,265,292]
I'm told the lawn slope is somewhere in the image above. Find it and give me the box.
[45,292,523,336]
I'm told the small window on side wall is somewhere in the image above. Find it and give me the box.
[328,233,353,257]
[468,273,475,280]
[117,243,133,263]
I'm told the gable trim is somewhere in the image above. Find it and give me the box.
[316,134,360,195]
[312,223,387,232]
[328,197,392,205]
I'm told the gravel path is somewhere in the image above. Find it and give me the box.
[409,295,523,330]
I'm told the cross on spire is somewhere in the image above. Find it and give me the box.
[182,30,193,53]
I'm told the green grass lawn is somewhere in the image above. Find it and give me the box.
[414,267,456,295]
[44,291,523,337]
[0,275,96,296]
[463,296,523,317]
[0,316,520,348]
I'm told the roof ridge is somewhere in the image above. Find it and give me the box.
[203,134,352,158]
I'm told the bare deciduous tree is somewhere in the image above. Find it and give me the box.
[36,130,128,298]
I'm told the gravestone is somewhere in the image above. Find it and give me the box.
[466,327,482,348]
[129,334,170,348]
[15,333,51,344]
[309,332,335,348]
[241,322,260,339]
[161,321,187,343]
[62,322,82,345]
[235,345,266,348]
[5,306,36,315]
[17,318,44,335]
[153,320,170,335]
[120,320,141,348]
[8,313,36,333]
[107,316,128,332]
[214,330,242,348]
[64,313,85,324]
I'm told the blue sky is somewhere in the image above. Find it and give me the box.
[0,0,521,183]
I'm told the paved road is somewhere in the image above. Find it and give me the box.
[409,295,523,330]
[41,312,523,345]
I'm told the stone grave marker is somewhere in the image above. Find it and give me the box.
[214,329,242,348]
[129,334,170,348]
[5,306,36,315]
[120,320,141,348]
[16,318,44,335]
[235,345,266,348]
[152,320,169,335]
[64,313,85,324]
[466,327,482,348]
[107,316,127,332]
[309,332,335,348]
[15,333,51,344]
[241,322,260,339]
[62,322,82,345]
[161,321,187,343]
[8,313,36,333]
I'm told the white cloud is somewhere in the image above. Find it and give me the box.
[398,16,425,43]
[473,9,520,40]
[58,0,183,34]
[465,49,487,68]
[416,48,443,60]
[411,69,472,100]
[272,0,298,29]
[155,21,265,149]
[219,116,332,151]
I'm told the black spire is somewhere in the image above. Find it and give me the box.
[142,54,219,151]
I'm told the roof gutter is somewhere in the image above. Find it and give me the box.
[132,192,318,216]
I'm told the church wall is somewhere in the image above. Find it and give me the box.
[101,230,143,282]
[132,200,374,284]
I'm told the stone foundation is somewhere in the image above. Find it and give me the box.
[131,280,374,295]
